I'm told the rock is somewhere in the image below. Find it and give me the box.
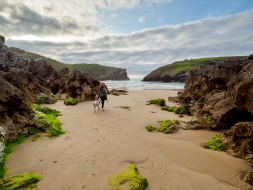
[0,126,6,165]
[168,96,178,103]
[249,54,253,60]
[108,89,128,96]
[67,70,100,101]
[0,41,100,141]
[0,35,4,44]
[96,69,129,81]
[222,122,253,161]
[179,56,253,129]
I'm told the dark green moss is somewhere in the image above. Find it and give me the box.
[64,97,77,105]
[147,98,165,106]
[145,125,157,132]
[245,171,253,186]
[204,134,224,151]
[108,164,148,190]
[161,106,186,114]
[1,173,42,190]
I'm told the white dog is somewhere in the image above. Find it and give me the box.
[93,96,101,113]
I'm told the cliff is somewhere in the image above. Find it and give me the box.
[143,57,246,82]
[0,38,100,141]
[9,47,129,81]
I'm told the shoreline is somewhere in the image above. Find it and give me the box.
[5,90,253,189]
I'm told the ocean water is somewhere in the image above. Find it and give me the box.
[101,78,185,90]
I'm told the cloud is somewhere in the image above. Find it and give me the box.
[138,16,145,23]
[0,2,100,37]
[109,14,117,19]
[5,9,253,75]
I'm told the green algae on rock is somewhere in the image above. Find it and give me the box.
[64,97,77,105]
[161,106,187,114]
[32,104,65,137]
[147,98,165,106]
[145,125,157,132]
[204,134,224,151]
[1,173,42,190]
[119,106,130,109]
[245,171,253,186]
[108,164,148,190]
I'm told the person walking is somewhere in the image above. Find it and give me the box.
[98,83,108,110]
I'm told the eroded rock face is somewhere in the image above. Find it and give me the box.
[179,56,253,129]
[0,38,100,140]
[222,122,253,161]
[67,70,100,101]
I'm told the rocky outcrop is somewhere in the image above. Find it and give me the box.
[95,69,129,81]
[0,35,4,44]
[142,60,217,82]
[222,122,253,161]
[179,56,253,130]
[0,37,101,141]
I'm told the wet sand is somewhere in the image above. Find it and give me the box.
[6,90,253,189]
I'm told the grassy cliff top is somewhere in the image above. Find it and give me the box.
[9,47,125,76]
[147,56,247,76]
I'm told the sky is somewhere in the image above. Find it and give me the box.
[1,0,253,76]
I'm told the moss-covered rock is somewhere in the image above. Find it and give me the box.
[64,97,77,105]
[245,171,253,186]
[119,106,130,109]
[1,173,42,190]
[161,106,187,114]
[32,104,65,137]
[204,134,224,151]
[147,98,165,106]
[158,120,179,134]
[108,164,148,190]
[145,125,157,132]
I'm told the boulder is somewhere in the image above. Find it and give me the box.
[222,122,253,161]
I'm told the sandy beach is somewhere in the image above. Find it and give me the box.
[5,90,253,190]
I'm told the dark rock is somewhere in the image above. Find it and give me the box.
[179,56,252,129]
[222,122,253,161]
[0,41,100,140]
[248,54,253,60]
[0,35,4,44]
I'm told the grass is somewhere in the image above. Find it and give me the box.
[1,173,42,190]
[31,135,42,142]
[147,98,165,106]
[9,47,126,77]
[119,106,130,109]
[145,56,247,79]
[64,97,77,105]
[107,164,148,190]
[204,134,224,151]
[32,104,65,137]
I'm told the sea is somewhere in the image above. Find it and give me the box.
[101,76,185,90]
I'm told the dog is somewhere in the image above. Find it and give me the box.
[93,96,101,113]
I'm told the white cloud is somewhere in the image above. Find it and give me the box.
[138,16,145,23]
[4,5,253,75]
[109,13,117,19]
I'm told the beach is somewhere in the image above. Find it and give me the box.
[5,90,253,190]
